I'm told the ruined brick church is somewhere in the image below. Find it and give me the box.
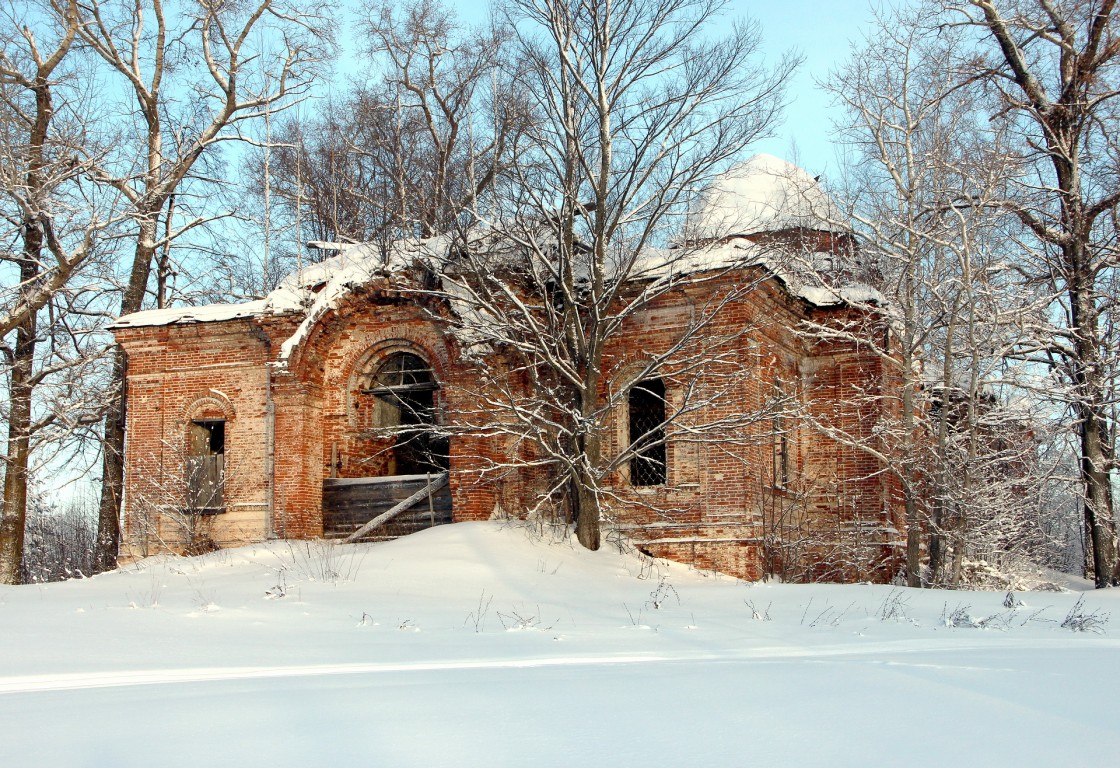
[112,155,906,582]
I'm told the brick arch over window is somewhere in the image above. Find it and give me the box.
[180,394,235,513]
[345,341,446,427]
[180,393,236,424]
[348,344,449,476]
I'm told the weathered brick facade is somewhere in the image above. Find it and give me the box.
[113,256,905,582]
[112,157,906,581]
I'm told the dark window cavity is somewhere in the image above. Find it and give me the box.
[773,407,789,490]
[362,352,448,474]
[629,379,667,487]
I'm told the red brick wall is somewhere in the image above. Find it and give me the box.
[115,318,287,557]
[116,268,905,581]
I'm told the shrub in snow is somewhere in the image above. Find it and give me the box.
[1060,597,1109,634]
[876,588,910,621]
[745,599,772,621]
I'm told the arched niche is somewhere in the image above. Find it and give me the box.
[349,348,449,476]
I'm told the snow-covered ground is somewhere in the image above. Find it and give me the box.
[2,522,1117,767]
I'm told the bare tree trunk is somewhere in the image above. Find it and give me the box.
[1060,235,1116,583]
[95,214,160,571]
[574,388,603,550]
[156,194,176,308]
[94,346,126,572]
[952,246,983,590]
[928,298,961,586]
[0,254,37,584]
[900,260,922,587]
[574,464,601,551]
[0,29,77,581]
[1076,364,1118,587]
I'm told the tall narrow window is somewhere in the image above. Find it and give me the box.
[361,352,448,474]
[187,420,225,512]
[772,409,789,490]
[629,378,667,487]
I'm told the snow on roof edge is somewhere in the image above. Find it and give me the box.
[110,299,285,330]
[794,282,886,308]
[111,235,883,339]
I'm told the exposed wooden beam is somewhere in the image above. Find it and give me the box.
[343,471,450,543]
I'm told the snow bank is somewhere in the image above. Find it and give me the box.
[0,522,1116,767]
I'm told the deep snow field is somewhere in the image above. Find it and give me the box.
[1,521,1117,767]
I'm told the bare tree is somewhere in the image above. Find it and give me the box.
[942,0,1120,586]
[0,0,122,583]
[75,0,332,571]
[235,0,518,272]
[824,0,1120,588]
[19,489,97,583]
[360,0,518,237]
[820,4,1029,586]
[438,0,797,550]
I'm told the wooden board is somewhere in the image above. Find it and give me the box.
[323,475,452,538]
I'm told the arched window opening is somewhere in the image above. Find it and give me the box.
[360,352,448,475]
[187,419,225,512]
[629,378,667,487]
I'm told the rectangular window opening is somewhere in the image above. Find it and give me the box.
[773,413,789,490]
[629,379,667,487]
[188,420,225,513]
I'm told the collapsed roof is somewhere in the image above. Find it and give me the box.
[111,156,881,357]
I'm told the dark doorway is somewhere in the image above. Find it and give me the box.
[362,352,449,475]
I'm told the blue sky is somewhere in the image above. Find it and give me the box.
[734,0,879,177]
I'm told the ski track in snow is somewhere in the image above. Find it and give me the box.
[3,638,1110,694]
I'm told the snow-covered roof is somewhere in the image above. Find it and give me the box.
[687,154,841,241]
[111,195,877,361]
[112,234,878,334]
[282,239,446,290]
[109,297,296,329]
[110,237,450,333]
[111,237,455,372]
[275,237,448,363]
[634,237,883,308]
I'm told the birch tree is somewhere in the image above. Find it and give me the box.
[821,4,1037,586]
[827,0,1120,587]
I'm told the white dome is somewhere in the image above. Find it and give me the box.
[687,154,840,240]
